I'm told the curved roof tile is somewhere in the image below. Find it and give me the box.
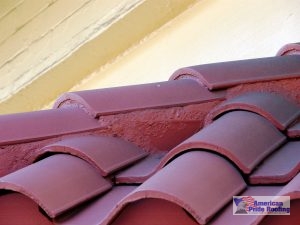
[37,136,148,176]
[0,192,53,225]
[115,153,165,184]
[250,141,300,184]
[0,108,100,146]
[110,151,246,224]
[110,198,199,225]
[55,186,136,225]
[287,120,300,138]
[160,111,286,174]
[54,79,225,117]
[211,173,300,225]
[206,92,300,130]
[255,173,300,224]
[170,55,300,90]
[276,173,300,199]
[0,154,112,218]
[277,42,300,56]
[210,186,282,225]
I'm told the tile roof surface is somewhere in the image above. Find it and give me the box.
[0,42,299,225]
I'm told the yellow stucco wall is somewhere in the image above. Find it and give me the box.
[75,0,300,90]
[0,0,196,114]
[0,0,299,114]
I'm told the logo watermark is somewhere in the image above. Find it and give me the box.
[233,196,290,215]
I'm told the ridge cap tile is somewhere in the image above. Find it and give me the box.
[159,111,286,174]
[170,55,300,90]
[53,79,225,117]
[277,42,300,56]
[0,108,100,146]
[0,154,112,218]
[249,141,300,184]
[1,43,300,225]
[108,151,246,225]
[206,91,300,130]
[37,135,148,176]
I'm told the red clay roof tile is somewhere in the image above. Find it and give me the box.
[0,154,112,218]
[256,173,300,225]
[0,108,100,146]
[276,172,300,199]
[160,111,286,174]
[258,200,300,225]
[206,92,300,130]
[54,79,225,117]
[0,192,53,225]
[111,151,246,224]
[287,120,300,138]
[55,186,136,225]
[110,198,199,225]
[249,141,300,184]
[277,42,300,56]
[170,55,300,90]
[37,135,148,176]
[210,186,282,225]
[211,173,300,225]
[0,42,300,225]
[115,153,165,184]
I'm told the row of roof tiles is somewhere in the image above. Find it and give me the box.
[0,43,299,224]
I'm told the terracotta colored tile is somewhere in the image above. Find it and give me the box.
[55,186,136,225]
[54,79,225,117]
[0,192,53,225]
[259,200,300,225]
[250,141,300,184]
[111,198,199,225]
[170,55,300,90]
[287,120,300,138]
[276,173,300,199]
[37,135,148,176]
[0,154,112,218]
[210,186,282,225]
[277,42,300,56]
[0,108,100,146]
[109,151,246,225]
[115,153,165,184]
[160,111,286,174]
[206,92,300,130]
[212,174,300,225]
[256,173,300,224]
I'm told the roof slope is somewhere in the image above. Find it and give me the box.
[0,42,299,225]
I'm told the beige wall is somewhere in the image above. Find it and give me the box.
[0,0,299,114]
[76,0,300,91]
